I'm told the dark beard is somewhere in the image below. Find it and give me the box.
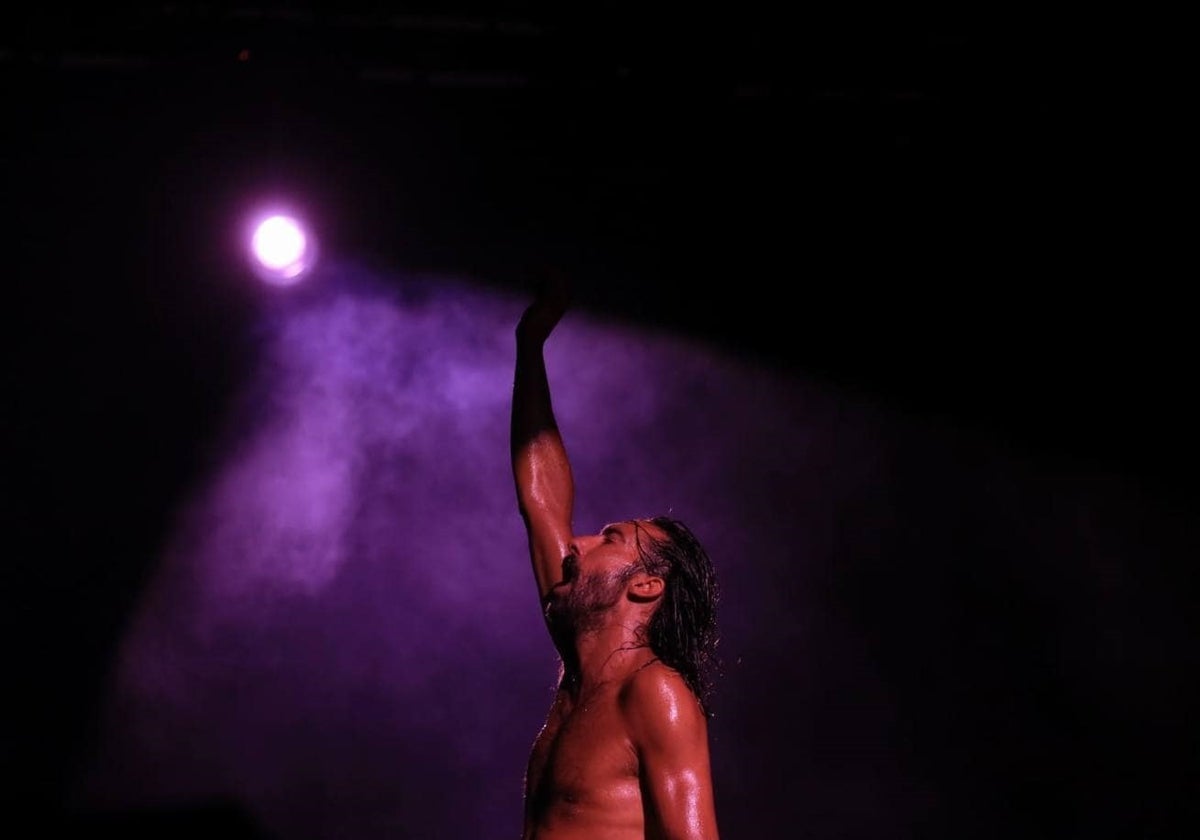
[546,566,632,639]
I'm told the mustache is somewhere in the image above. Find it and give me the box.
[561,553,579,582]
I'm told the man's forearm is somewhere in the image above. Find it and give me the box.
[511,341,557,458]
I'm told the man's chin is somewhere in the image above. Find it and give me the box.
[545,603,576,639]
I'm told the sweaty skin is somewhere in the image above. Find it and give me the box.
[523,653,716,839]
[511,275,720,839]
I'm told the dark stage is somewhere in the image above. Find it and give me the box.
[3,6,1192,839]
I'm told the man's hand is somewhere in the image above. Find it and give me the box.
[516,266,572,348]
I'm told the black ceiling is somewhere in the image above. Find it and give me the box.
[4,4,1185,494]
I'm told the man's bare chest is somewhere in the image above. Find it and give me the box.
[527,693,639,805]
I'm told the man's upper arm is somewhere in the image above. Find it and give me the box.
[514,432,573,602]
[623,667,720,840]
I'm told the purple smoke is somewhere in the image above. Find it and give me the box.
[79,264,858,837]
[69,262,1183,839]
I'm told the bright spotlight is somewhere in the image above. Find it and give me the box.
[248,212,317,285]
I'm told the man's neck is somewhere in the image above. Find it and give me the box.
[567,616,657,697]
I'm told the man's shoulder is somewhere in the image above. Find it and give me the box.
[621,659,689,699]
[619,661,706,738]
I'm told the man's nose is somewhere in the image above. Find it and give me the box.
[569,535,599,556]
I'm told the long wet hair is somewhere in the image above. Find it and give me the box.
[634,517,721,714]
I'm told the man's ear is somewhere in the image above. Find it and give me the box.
[627,572,664,603]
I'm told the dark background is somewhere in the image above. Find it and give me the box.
[3,4,1192,838]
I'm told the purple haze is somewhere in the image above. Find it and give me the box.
[70,264,1187,839]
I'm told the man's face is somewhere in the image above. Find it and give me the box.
[545,520,664,634]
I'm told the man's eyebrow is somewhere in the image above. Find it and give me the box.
[601,524,627,540]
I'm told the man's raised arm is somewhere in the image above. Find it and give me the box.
[511,273,574,608]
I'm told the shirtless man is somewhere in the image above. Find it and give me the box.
[510,275,722,839]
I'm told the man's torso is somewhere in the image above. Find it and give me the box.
[523,674,649,839]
